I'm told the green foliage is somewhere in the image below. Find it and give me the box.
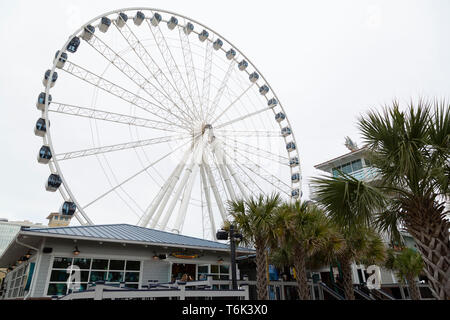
[384,248,424,284]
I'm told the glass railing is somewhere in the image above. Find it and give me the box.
[348,167,379,181]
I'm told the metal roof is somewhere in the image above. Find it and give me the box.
[22,224,253,252]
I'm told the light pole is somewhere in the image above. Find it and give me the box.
[217,225,242,290]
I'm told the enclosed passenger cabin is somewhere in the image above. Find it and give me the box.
[213,39,223,50]
[286,142,296,152]
[167,16,178,30]
[281,127,292,137]
[150,13,162,26]
[199,29,209,42]
[60,201,77,216]
[34,118,48,136]
[81,25,95,41]
[183,22,194,35]
[291,173,300,183]
[275,112,286,123]
[226,49,236,60]
[67,36,80,53]
[249,72,259,83]
[268,98,278,108]
[259,85,269,95]
[45,174,62,192]
[238,60,248,71]
[54,51,68,69]
[289,157,299,168]
[291,188,300,199]
[37,145,52,164]
[116,13,128,28]
[134,11,145,26]
[36,92,52,111]
[99,17,111,33]
[43,70,58,88]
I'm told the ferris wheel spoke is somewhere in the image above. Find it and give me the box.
[112,22,196,124]
[62,61,190,131]
[84,33,193,127]
[215,129,282,138]
[55,134,189,161]
[233,161,266,196]
[231,149,291,196]
[50,102,184,133]
[205,60,235,123]
[211,83,254,124]
[178,25,203,119]
[221,138,289,164]
[82,140,190,211]
[211,143,237,201]
[215,106,273,129]
[201,40,213,117]
[145,19,200,120]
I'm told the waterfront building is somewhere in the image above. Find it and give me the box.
[314,144,433,299]
[0,224,253,300]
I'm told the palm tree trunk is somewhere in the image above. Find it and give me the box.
[340,255,355,300]
[293,246,310,300]
[406,275,421,300]
[404,202,450,300]
[255,240,268,300]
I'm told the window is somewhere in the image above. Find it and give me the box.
[351,159,362,171]
[47,257,141,296]
[4,263,31,299]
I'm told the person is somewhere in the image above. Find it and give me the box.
[181,274,188,282]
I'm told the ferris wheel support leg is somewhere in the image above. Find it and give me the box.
[158,138,204,230]
[200,165,217,240]
[225,161,249,201]
[212,142,237,201]
[139,164,180,228]
[146,147,193,229]
[203,160,227,222]
[172,165,200,234]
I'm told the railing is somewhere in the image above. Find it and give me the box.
[348,167,379,181]
[59,276,249,301]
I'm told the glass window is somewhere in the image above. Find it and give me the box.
[332,168,339,177]
[126,260,140,271]
[107,272,124,282]
[73,258,91,270]
[50,270,69,282]
[211,265,219,273]
[125,272,139,282]
[109,260,125,270]
[341,162,352,174]
[351,159,362,171]
[92,259,108,270]
[198,265,208,274]
[47,283,67,296]
[53,257,72,269]
[89,271,107,282]
[220,265,229,273]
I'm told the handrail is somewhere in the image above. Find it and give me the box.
[318,282,344,300]
[373,288,395,300]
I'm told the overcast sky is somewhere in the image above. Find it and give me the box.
[0,0,449,235]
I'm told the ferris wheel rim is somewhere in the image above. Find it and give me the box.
[41,7,302,230]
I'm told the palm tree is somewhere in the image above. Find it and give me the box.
[272,201,344,300]
[227,193,282,300]
[358,100,449,299]
[385,248,425,300]
[311,174,387,299]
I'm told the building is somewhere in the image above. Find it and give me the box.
[314,145,433,299]
[0,219,47,296]
[0,224,253,300]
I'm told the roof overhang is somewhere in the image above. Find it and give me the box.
[314,147,368,172]
[17,230,255,255]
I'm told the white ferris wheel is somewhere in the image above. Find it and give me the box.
[35,8,302,239]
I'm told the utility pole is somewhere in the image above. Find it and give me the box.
[217,225,242,290]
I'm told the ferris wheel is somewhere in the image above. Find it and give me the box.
[35,8,302,239]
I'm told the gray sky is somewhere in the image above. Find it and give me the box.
[0,0,449,236]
